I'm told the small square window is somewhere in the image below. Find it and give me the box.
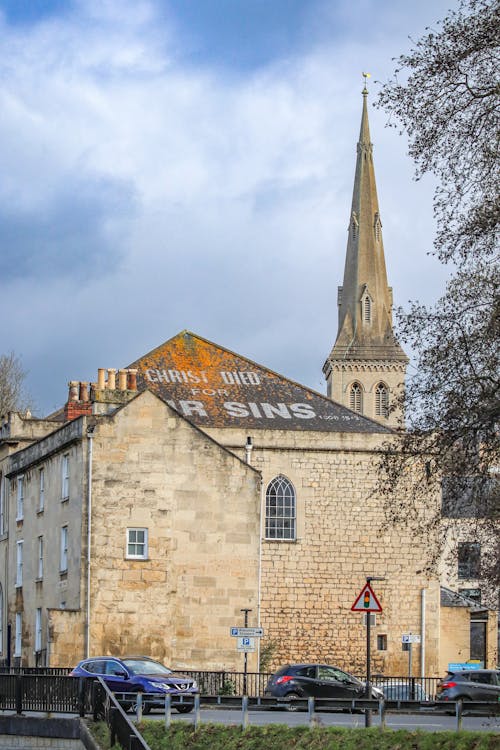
[377,634,387,651]
[126,528,148,559]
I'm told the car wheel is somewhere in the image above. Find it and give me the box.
[285,692,302,711]
[176,704,194,713]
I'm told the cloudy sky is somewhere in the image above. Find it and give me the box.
[1,0,455,416]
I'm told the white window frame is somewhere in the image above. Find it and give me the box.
[16,476,24,521]
[35,608,42,652]
[265,476,297,541]
[61,454,69,501]
[14,612,22,657]
[16,540,23,588]
[0,584,3,653]
[37,536,44,580]
[60,526,68,572]
[126,528,148,560]
[38,468,45,512]
[0,474,4,534]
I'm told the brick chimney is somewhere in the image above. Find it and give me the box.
[64,381,92,421]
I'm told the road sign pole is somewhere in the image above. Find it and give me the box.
[365,612,372,728]
[241,608,252,696]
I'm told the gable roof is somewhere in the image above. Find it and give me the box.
[127,331,390,434]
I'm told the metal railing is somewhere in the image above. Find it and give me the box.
[0,666,440,708]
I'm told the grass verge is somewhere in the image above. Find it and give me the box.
[87,719,500,750]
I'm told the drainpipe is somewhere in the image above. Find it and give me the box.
[257,474,264,672]
[245,436,253,465]
[421,588,426,678]
[86,426,95,658]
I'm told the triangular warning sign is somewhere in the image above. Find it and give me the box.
[351,582,383,613]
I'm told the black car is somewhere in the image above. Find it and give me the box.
[265,663,383,707]
[70,655,198,713]
[437,668,500,703]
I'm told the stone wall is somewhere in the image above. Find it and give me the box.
[86,391,261,671]
[209,427,442,676]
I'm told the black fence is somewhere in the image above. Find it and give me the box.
[0,674,81,714]
[171,670,441,700]
[0,666,439,711]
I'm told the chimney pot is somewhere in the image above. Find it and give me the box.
[79,382,89,401]
[97,369,106,390]
[127,369,138,391]
[107,368,116,389]
[118,369,128,390]
[68,381,79,402]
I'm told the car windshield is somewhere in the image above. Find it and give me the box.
[122,659,172,675]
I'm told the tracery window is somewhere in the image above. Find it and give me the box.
[375,382,389,418]
[349,382,363,413]
[265,476,296,540]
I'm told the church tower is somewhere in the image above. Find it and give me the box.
[323,83,408,427]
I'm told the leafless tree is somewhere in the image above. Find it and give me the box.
[0,352,33,418]
[376,0,499,598]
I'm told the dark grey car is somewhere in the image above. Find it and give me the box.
[437,669,500,703]
[265,663,383,707]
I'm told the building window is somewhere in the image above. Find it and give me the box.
[458,542,481,579]
[60,526,68,572]
[377,634,387,651]
[61,455,69,500]
[375,383,389,418]
[16,476,24,521]
[14,612,22,657]
[0,584,3,653]
[37,536,44,580]
[349,382,363,413]
[0,474,5,534]
[16,540,23,587]
[35,608,42,652]
[38,468,45,512]
[265,475,296,540]
[126,528,148,559]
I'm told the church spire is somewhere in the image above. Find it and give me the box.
[323,83,408,426]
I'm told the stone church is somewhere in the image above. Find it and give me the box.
[0,90,496,678]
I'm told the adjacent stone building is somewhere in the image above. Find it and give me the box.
[0,90,495,677]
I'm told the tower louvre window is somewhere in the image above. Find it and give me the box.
[363,296,371,323]
[375,383,389,417]
[349,382,363,413]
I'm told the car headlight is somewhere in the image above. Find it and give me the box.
[191,681,197,690]
[150,682,171,691]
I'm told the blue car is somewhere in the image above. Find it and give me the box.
[70,655,198,713]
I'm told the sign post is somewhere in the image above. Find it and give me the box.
[402,633,421,679]
[239,609,252,695]
[351,577,384,728]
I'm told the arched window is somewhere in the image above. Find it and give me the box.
[375,383,389,418]
[349,382,363,413]
[265,476,296,540]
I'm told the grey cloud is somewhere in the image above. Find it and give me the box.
[0,175,137,283]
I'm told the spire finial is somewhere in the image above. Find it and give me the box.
[362,71,371,96]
